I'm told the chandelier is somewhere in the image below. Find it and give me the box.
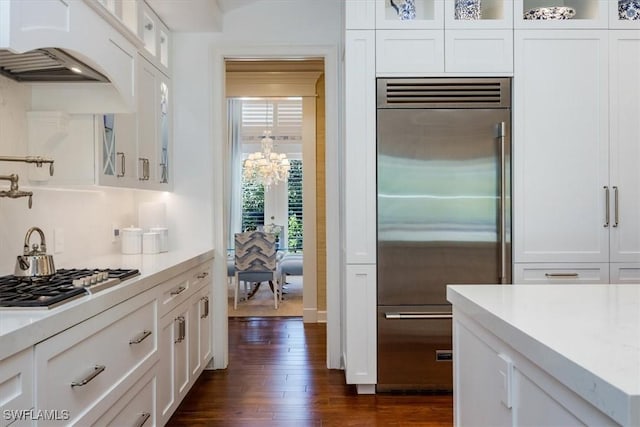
[243,130,290,189]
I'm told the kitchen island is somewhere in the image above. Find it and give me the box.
[447,284,640,427]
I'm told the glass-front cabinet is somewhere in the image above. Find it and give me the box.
[444,0,513,28]
[376,0,445,28]
[514,0,608,28]
[610,0,640,28]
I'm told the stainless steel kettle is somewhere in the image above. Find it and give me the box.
[15,227,56,278]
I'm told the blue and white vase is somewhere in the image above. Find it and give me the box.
[455,0,481,20]
[619,0,640,20]
[390,0,416,20]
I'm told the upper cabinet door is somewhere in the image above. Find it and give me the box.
[609,32,640,263]
[513,30,609,264]
[376,0,445,29]
[443,0,513,29]
[514,0,608,29]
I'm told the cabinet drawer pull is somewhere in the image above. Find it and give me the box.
[175,316,186,343]
[70,365,105,387]
[385,312,453,320]
[544,273,579,278]
[129,330,152,345]
[170,285,186,295]
[196,272,209,279]
[117,152,125,177]
[201,296,209,319]
[134,412,151,427]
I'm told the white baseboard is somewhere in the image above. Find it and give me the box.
[303,307,317,323]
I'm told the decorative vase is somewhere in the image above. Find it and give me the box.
[454,0,481,20]
[390,0,416,20]
[619,0,640,20]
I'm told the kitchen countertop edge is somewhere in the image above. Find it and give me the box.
[0,248,215,360]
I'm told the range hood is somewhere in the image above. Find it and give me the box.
[0,48,109,83]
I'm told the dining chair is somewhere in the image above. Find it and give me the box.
[234,231,281,309]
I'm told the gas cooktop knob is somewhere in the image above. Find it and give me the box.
[72,278,84,287]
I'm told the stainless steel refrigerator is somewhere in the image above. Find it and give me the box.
[376,77,512,392]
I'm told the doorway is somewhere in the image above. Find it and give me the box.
[224,59,325,320]
[210,45,341,370]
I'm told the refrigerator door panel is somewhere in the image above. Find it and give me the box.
[377,108,511,306]
[377,305,453,391]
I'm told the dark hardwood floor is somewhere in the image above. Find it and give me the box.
[167,317,453,426]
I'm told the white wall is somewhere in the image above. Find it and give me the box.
[0,76,171,274]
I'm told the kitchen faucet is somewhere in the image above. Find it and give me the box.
[0,174,33,208]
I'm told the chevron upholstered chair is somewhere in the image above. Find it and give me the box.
[234,231,280,309]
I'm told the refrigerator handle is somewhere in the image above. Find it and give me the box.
[498,121,507,284]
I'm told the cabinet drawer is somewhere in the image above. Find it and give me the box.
[35,293,157,425]
[610,264,640,284]
[513,263,609,284]
[159,262,212,317]
[93,366,156,427]
[159,271,191,316]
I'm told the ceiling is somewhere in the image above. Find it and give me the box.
[146,0,263,32]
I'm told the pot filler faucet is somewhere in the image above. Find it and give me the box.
[0,156,55,209]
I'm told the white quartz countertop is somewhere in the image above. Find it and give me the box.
[447,284,640,427]
[0,248,214,360]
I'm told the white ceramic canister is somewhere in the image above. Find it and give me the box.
[142,232,161,254]
[149,227,169,252]
[121,227,143,254]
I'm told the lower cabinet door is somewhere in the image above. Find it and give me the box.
[158,301,190,425]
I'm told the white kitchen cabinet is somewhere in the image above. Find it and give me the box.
[0,348,33,427]
[158,300,190,425]
[344,30,377,264]
[157,261,212,424]
[189,284,212,379]
[514,0,608,29]
[345,0,375,29]
[513,30,609,265]
[514,30,640,282]
[444,29,513,73]
[137,54,172,189]
[139,1,171,75]
[376,29,445,74]
[34,290,157,426]
[97,113,138,187]
[344,264,377,393]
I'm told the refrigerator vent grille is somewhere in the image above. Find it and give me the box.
[378,78,510,109]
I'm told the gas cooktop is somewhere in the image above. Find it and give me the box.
[0,268,140,309]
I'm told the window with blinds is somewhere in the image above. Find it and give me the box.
[287,159,303,251]
[241,98,303,140]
